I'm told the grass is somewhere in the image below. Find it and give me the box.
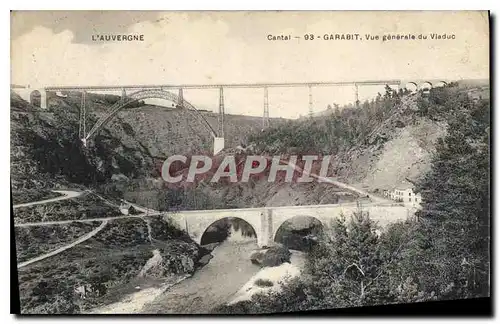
[91,218,150,248]
[15,222,101,263]
[13,193,122,224]
[16,215,205,314]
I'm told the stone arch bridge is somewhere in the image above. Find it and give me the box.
[167,203,412,247]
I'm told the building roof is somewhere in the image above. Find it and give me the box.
[390,180,415,191]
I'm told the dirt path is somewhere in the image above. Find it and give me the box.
[14,212,165,228]
[14,188,160,268]
[14,189,159,268]
[15,190,163,228]
[17,220,108,269]
[287,160,393,204]
[88,191,159,214]
[13,190,83,209]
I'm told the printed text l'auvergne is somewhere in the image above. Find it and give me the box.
[92,34,145,42]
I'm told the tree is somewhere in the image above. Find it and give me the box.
[216,211,425,314]
[304,211,392,307]
[415,94,490,299]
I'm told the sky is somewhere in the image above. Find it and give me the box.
[11,11,489,119]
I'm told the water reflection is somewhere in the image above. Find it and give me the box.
[274,216,323,252]
[201,217,257,245]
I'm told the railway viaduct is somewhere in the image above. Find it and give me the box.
[11,79,451,155]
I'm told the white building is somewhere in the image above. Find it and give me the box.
[383,183,422,208]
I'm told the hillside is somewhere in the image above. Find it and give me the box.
[12,82,490,314]
[11,90,358,210]
[308,79,490,119]
[332,95,447,192]
[99,104,286,159]
[10,91,284,190]
[335,82,490,192]
[12,81,489,207]
[216,79,490,314]
[248,81,490,194]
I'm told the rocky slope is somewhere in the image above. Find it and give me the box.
[332,94,447,192]
[332,82,490,193]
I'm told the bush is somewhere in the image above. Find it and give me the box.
[127,206,142,215]
[251,246,291,267]
[263,246,291,267]
[254,279,274,287]
[121,122,136,137]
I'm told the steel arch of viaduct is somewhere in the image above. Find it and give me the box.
[84,89,217,141]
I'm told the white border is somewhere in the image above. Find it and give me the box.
[2,1,498,324]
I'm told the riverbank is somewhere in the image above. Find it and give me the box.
[140,238,260,314]
[88,244,306,314]
[87,275,189,314]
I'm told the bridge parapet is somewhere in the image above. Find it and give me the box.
[165,204,412,248]
[167,208,265,246]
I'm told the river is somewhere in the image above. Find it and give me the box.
[91,228,306,314]
[140,234,261,314]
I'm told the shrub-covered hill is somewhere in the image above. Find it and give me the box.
[247,82,490,193]
[15,222,102,263]
[214,81,490,314]
[12,90,354,210]
[10,90,285,191]
[17,215,210,314]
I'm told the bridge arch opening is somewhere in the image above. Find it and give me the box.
[30,90,41,107]
[274,215,323,252]
[200,217,257,246]
[419,81,433,92]
[404,82,418,92]
[434,81,448,88]
[141,97,178,109]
